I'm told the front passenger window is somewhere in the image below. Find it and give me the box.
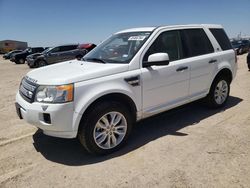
[50,47,60,53]
[143,30,183,62]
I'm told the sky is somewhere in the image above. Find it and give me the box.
[0,0,249,47]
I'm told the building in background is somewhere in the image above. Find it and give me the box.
[0,40,28,53]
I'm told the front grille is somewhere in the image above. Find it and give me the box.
[19,77,38,103]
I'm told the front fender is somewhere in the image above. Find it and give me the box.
[72,78,140,132]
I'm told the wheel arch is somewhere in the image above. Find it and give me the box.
[73,92,138,133]
[205,67,233,108]
[213,67,233,84]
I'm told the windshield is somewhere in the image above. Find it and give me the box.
[42,47,52,54]
[83,31,151,64]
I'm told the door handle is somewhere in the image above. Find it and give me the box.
[208,59,217,64]
[176,66,188,72]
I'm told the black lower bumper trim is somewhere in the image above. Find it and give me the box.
[15,102,23,119]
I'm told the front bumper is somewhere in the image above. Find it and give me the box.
[15,91,78,138]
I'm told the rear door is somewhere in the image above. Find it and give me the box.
[180,28,216,100]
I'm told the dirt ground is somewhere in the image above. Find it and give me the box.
[0,54,249,188]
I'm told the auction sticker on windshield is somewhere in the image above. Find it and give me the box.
[128,36,147,41]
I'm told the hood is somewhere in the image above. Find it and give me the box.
[26,60,129,85]
[27,52,42,59]
[14,51,28,57]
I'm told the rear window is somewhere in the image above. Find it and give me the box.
[181,29,214,58]
[209,28,232,50]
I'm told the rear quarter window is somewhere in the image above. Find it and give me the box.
[209,28,232,50]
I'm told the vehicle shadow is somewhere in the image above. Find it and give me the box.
[32,96,242,166]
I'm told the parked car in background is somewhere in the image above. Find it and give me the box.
[231,40,250,55]
[27,43,95,68]
[3,50,23,59]
[10,47,44,64]
[247,51,250,71]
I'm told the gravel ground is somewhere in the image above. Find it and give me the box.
[0,54,249,188]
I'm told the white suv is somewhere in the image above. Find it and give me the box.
[15,24,237,154]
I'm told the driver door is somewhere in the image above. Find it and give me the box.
[141,30,190,117]
[47,47,60,64]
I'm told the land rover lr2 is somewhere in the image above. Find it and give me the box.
[15,24,237,155]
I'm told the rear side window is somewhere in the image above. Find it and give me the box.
[181,29,214,57]
[209,28,232,50]
[50,47,60,53]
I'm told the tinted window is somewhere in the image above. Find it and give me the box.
[59,45,77,52]
[181,29,214,57]
[33,48,44,53]
[209,28,232,50]
[50,47,60,53]
[143,30,183,62]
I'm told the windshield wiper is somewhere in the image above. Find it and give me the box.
[83,58,106,64]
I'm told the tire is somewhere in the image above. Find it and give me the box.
[28,64,37,68]
[37,60,47,67]
[15,58,25,64]
[205,76,230,108]
[78,101,133,155]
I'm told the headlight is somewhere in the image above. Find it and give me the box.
[35,84,74,103]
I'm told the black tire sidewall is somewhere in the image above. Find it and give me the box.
[78,101,133,155]
[38,60,46,67]
[19,58,25,64]
[207,77,230,108]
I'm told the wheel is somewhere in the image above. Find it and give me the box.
[78,101,133,155]
[28,64,36,68]
[16,58,25,64]
[76,55,83,60]
[205,76,230,108]
[37,60,47,67]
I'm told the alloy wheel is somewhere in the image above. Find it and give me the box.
[93,111,127,150]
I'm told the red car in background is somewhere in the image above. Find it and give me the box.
[78,43,96,52]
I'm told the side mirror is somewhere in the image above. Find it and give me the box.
[143,53,170,67]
